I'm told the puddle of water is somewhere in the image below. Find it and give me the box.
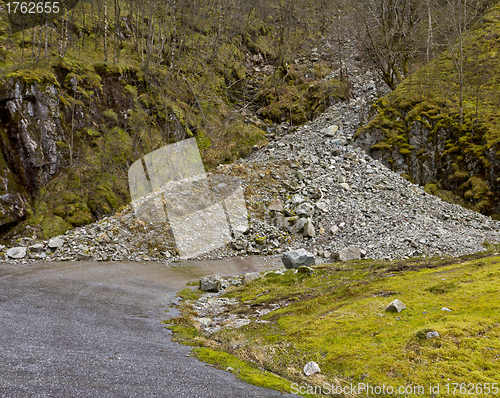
[169,255,283,280]
[0,255,285,294]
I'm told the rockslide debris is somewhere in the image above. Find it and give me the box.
[2,39,500,264]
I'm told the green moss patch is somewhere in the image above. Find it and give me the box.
[257,64,347,126]
[6,68,59,86]
[192,347,297,395]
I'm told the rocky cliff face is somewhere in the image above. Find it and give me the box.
[354,99,500,216]
[0,79,64,230]
[353,2,500,217]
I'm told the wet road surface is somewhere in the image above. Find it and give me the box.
[0,257,299,397]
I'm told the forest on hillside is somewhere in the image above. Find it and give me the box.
[0,0,495,239]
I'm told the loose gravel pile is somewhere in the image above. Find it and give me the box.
[2,39,500,264]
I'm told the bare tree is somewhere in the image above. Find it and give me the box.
[432,0,485,127]
[104,0,108,61]
[59,3,70,58]
[354,0,423,90]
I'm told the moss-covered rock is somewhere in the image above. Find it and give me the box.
[0,150,28,229]
[257,64,347,125]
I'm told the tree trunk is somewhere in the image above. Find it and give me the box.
[104,0,108,62]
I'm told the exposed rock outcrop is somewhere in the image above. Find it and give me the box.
[0,78,63,230]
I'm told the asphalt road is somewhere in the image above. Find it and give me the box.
[0,257,299,397]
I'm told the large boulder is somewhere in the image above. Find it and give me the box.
[200,274,223,292]
[332,245,361,262]
[281,248,315,269]
[6,246,27,259]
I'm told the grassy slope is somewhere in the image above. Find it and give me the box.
[355,1,500,217]
[170,252,500,397]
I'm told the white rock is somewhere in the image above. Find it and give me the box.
[48,237,65,249]
[243,272,260,284]
[195,317,212,328]
[233,224,249,236]
[303,361,321,376]
[6,247,27,259]
[291,194,306,204]
[386,299,406,313]
[333,245,361,261]
[426,331,440,339]
[321,125,339,137]
[315,201,329,213]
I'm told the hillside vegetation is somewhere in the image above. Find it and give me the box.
[354,0,500,218]
[0,0,347,239]
[1,0,498,240]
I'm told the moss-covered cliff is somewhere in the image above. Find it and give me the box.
[0,0,345,240]
[355,1,500,218]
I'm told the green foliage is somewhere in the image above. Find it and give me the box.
[192,348,297,395]
[425,281,457,294]
[103,109,118,124]
[372,141,392,151]
[176,288,200,301]
[6,68,59,86]
[258,64,347,125]
[27,198,74,239]
[424,183,438,195]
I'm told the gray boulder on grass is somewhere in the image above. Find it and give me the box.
[281,248,315,269]
[386,299,406,313]
[332,245,361,262]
